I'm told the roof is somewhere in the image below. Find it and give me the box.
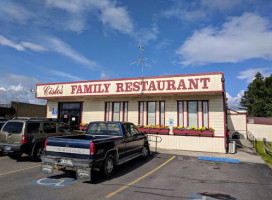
[247,117,272,125]
[227,109,247,115]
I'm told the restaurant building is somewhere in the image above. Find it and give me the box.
[36,72,227,153]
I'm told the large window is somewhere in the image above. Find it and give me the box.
[138,102,144,125]
[159,101,165,126]
[202,101,209,127]
[112,102,120,121]
[188,101,198,127]
[177,101,184,126]
[147,102,156,125]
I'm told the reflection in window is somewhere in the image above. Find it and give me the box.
[148,102,156,125]
[123,102,128,122]
[139,102,144,125]
[113,102,120,121]
[105,102,110,121]
[188,101,198,127]
[159,101,165,126]
[202,101,208,127]
[178,101,184,126]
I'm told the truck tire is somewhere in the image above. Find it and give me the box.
[32,144,44,161]
[142,145,150,158]
[103,154,116,177]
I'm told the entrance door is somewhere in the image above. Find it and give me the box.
[58,103,82,130]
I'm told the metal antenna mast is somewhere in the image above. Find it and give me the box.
[130,41,148,93]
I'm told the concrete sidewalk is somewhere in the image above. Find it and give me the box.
[150,139,266,164]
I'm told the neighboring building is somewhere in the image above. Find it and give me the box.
[0,101,46,119]
[36,72,227,153]
[247,117,272,141]
[227,109,247,139]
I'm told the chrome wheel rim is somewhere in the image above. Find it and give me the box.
[142,146,148,157]
[106,158,113,173]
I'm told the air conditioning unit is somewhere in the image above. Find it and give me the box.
[228,141,236,154]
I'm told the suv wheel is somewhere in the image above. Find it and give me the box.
[103,154,116,177]
[32,144,44,161]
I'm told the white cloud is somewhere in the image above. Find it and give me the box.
[0,35,25,51]
[137,24,159,44]
[45,37,100,70]
[0,1,34,24]
[177,13,272,66]
[46,0,134,34]
[100,71,110,79]
[226,90,244,110]
[47,69,85,81]
[237,68,272,82]
[0,72,46,105]
[21,42,47,52]
[0,34,47,52]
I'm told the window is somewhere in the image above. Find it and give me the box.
[159,101,165,126]
[27,123,40,134]
[147,102,156,125]
[177,101,184,126]
[123,102,128,122]
[43,123,57,133]
[2,122,23,134]
[188,101,198,127]
[138,102,144,125]
[202,101,209,127]
[112,102,120,121]
[86,122,121,135]
[59,123,72,133]
[105,102,110,121]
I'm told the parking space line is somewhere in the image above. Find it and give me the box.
[105,155,176,199]
[0,164,41,176]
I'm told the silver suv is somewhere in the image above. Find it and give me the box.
[0,117,80,160]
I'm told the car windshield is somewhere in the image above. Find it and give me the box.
[86,122,122,136]
[2,122,24,134]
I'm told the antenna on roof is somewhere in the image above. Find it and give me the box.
[130,40,149,94]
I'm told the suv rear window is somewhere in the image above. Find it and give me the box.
[27,123,40,134]
[2,122,24,134]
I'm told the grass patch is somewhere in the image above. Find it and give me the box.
[255,141,272,168]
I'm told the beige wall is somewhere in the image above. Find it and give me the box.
[46,93,225,153]
[227,111,247,139]
[248,124,272,141]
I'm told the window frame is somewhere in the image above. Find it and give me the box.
[112,102,121,122]
[104,102,110,121]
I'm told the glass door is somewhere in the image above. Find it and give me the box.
[58,102,82,130]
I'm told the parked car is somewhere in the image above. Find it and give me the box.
[41,121,150,181]
[0,117,80,160]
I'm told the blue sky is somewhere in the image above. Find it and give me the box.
[0,0,272,109]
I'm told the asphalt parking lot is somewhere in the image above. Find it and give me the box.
[0,152,272,200]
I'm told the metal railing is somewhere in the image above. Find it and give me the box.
[247,130,257,150]
[148,135,162,153]
[263,138,272,155]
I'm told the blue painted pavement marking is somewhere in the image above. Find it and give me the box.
[199,156,239,164]
[29,177,78,188]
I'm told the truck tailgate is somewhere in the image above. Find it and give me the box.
[45,137,92,159]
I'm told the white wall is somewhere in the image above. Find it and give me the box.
[248,124,272,141]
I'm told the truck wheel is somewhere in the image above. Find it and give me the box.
[142,145,150,158]
[103,154,116,177]
[8,153,22,160]
[32,144,44,161]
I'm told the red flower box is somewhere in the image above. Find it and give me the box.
[173,130,213,136]
[80,126,87,131]
[137,128,169,135]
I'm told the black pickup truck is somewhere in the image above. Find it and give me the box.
[41,121,150,181]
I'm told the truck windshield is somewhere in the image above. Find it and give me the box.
[2,122,24,134]
[86,122,122,136]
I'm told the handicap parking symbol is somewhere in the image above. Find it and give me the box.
[29,177,78,188]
